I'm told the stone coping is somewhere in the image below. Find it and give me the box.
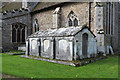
[8,53,25,55]
[21,55,76,66]
[21,55,106,67]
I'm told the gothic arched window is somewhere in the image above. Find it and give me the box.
[33,19,39,33]
[35,24,37,32]
[12,26,16,42]
[12,23,26,43]
[105,2,114,35]
[68,11,79,27]
[74,18,78,26]
[38,26,39,31]
[17,28,21,42]
[69,19,72,26]
[22,28,25,42]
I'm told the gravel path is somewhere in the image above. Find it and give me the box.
[0,73,19,78]
[0,74,30,80]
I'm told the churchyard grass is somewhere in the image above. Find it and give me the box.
[2,53,118,78]
[0,54,2,80]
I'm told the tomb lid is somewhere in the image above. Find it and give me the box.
[29,26,95,38]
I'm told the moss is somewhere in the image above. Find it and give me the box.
[82,24,88,28]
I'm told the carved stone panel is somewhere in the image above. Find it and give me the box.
[31,39,37,56]
[58,40,70,60]
[44,40,50,52]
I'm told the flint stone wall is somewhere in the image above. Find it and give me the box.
[2,13,31,51]
[32,2,90,30]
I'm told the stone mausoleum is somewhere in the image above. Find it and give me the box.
[26,27,97,61]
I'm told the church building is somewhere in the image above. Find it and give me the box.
[0,1,120,60]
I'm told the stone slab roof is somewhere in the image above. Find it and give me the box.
[32,2,62,12]
[29,26,89,38]
[2,2,22,12]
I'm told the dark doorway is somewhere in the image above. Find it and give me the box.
[28,40,29,55]
[38,39,41,56]
[82,33,88,58]
[53,39,56,59]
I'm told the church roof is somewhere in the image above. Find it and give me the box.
[1,2,22,12]
[32,2,62,12]
[1,2,62,13]
[29,26,95,38]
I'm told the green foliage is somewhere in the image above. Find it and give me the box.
[2,53,118,78]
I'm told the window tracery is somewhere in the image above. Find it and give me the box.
[68,11,79,27]
[12,23,25,43]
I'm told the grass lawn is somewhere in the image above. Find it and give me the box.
[2,53,118,78]
[0,54,2,80]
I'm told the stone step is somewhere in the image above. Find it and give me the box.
[18,44,26,51]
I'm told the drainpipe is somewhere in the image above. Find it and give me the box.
[31,1,40,12]
[89,2,91,30]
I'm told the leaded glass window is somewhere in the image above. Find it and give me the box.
[68,11,79,27]
[74,18,78,26]
[69,19,72,26]
[33,19,39,33]
[12,23,26,43]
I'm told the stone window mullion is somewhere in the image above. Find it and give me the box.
[12,23,25,43]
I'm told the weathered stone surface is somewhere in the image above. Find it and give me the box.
[27,27,97,61]
[32,3,90,29]
[75,28,97,60]
[0,6,2,52]
[22,55,106,67]
[22,55,76,66]
[29,26,83,37]
[8,53,25,55]
[118,2,120,53]
[2,11,31,51]
[1,2,119,56]
[29,38,39,56]
[18,44,26,51]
